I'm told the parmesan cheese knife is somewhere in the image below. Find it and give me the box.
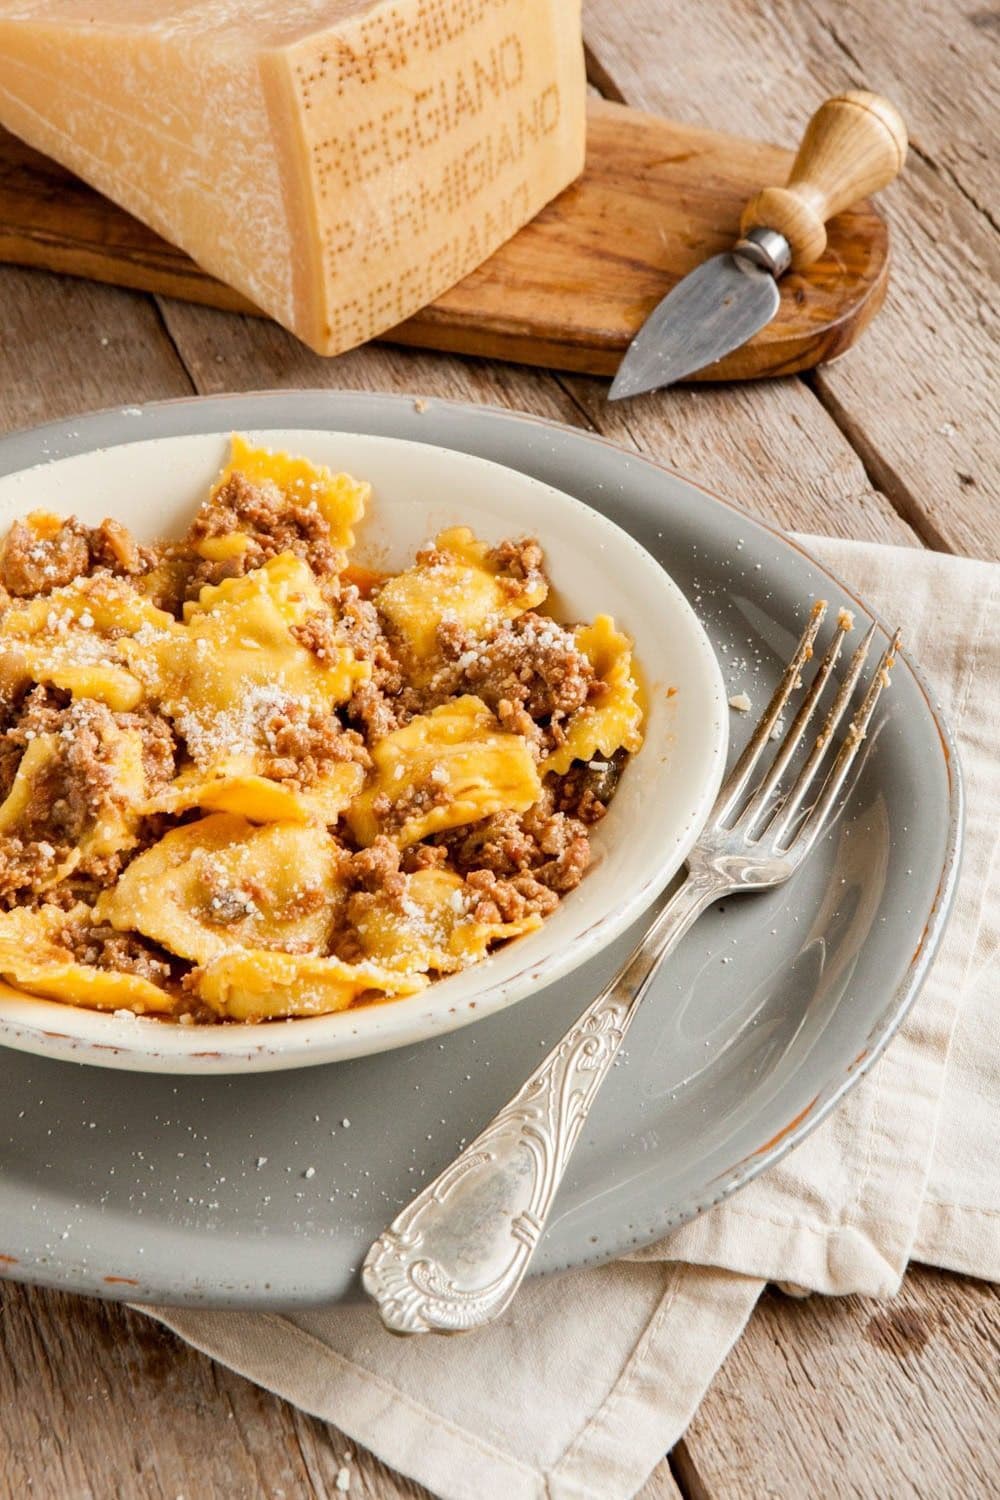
[608,91,907,400]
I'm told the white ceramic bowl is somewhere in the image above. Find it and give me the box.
[0,430,728,1072]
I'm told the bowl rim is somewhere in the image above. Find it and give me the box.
[0,418,730,1072]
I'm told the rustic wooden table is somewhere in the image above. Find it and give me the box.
[1,2,997,1495]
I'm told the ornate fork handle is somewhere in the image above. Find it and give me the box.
[362,867,722,1334]
[364,603,901,1334]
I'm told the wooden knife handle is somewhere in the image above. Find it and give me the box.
[740,91,907,270]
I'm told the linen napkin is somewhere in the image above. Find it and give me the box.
[140,539,999,1500]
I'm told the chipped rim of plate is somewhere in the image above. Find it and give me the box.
[0,410,730,1072]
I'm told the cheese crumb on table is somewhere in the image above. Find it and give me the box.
[728,692,752,713]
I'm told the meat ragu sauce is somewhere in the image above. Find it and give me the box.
[0,440,643,1023]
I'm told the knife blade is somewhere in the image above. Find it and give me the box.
[608,90,907,402]
[609,232,785,400]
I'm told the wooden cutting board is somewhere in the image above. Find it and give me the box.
[0,97,889,381]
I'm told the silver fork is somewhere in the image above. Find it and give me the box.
[362,602,901,1335]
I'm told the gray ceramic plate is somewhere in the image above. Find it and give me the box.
[0,392,961,1309]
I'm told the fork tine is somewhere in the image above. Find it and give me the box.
[735,610,852,835]
[771,629,901,855]
[712,599,828,821]
[764,621,878,847]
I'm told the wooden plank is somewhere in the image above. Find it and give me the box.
[0,1283,429,1500]
[3,1270,994,1500]
[153,295,593,428]
[154,298,921,548]
[0,102,892,382]
[0,264,194,431]
[636,1460,685,1498]
[582,0,1000,559]
[791,0,998,227]
[790,0,999,562]
[553,371,921,546]
[673,1265,1000,1498]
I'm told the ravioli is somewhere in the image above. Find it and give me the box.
[376,527,548,667]
[95,814,347,965]
[0,722,147,867]
[0,738,79,890]
[207,435,369,560]
[0,573,173,709]
[348,696,541,849]
[194,948,426,1022]
[351,867,542,975]
[0,905,175,1014]
[143,756,365,825]
[542,616,644,777]
[120,554,367,746]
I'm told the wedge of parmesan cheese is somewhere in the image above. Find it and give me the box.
[0,0,586,354]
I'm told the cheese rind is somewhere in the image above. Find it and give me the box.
[0,0,586,354]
